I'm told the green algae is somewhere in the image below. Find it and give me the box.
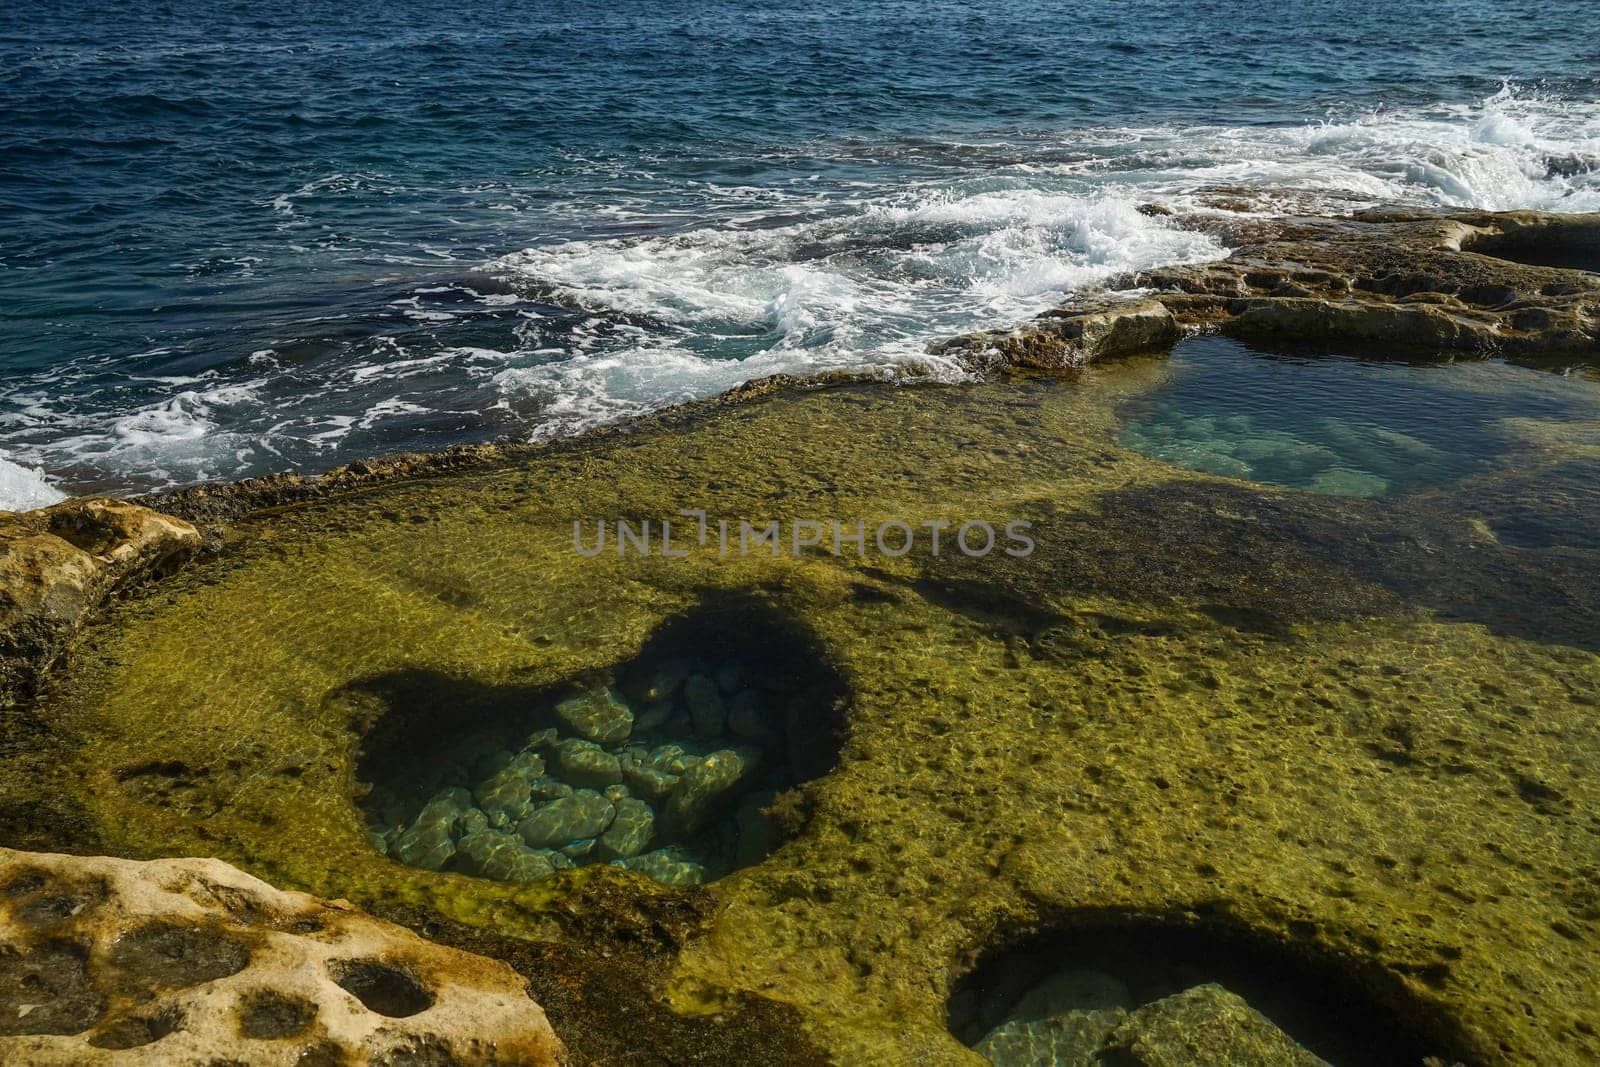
[13,346,1600,1065]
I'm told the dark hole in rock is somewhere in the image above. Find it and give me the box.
[237,988,317,1039]
[351,591,849,887]
[1465,221,1600,273]
[0,939,105,1037]
[329,959,434,1018]
[105,920,251,993]
[947,916,1466,1067]
[374,1034,466,1067]
[87,1005,184,1049]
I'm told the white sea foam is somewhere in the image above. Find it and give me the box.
[6,86,1598,494]
[0,454,67,512]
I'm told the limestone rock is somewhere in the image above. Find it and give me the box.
[664,747,761,836]
[553,738,623,788]
[598,798,655,861]
[553,687,634,744]
[935,297,1181,371]
[975,1010,1126,1067]
[609,849,707,887]
[517,789,616,848]
[0,499,200,698]
[391,787,473,871]
[0,847,566,1065]
[1101,983,1329,1067]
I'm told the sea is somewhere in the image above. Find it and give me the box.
[2,0,1597,508]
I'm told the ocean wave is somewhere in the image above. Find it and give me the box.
[0,454,67,512]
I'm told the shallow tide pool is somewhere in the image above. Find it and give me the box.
[1117,335,1600,497]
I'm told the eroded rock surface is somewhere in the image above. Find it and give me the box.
[0,847,567,1066]
[0,499,200,699]
[939,210,1600,368]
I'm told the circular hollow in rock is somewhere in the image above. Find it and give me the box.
[329,960,434,1018]
[352,590,851,887]
[948,913,1468,1067]
[237,989,317,1039]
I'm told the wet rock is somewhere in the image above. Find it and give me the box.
[622,762,680,802]
[727,690,777,743]
[0,499,201,700]
[598,798,655,861]
[559,837,597,859]
[554,737,623,788]
[0,846,566,1064]
[391,787,472,871]
[554,686,634,744]
[664,747,761,836]
[1101,983,1329,1067]
[1308,468,1389,497]
[525,727,559,751]
[648,743,693,775]
[684,674,726,738]
[610,849,707,887]
[517,789,616,848]
[633,700,673,733]
[975,1010,1126,1067]
[732,792,781,869]
[473,764,537,825]
[625,657,691,703]
[937,297,1182,371]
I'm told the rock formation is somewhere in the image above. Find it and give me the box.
[0,847,567,1066]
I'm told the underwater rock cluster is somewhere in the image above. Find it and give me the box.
[366,655,800,887]
[1116,408,1457,496]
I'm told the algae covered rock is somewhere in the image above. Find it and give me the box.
[1101,983,1329,1067]
[0,498,200,699]
[517,788,616,848]
[554,686,634,744]
[554,737,624,788]
[0,846,566,1065]
[610,848,707,887]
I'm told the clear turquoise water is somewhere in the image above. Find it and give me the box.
[2,1,1598,501]
[1118,337,1600,496]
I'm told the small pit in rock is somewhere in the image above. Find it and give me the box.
[329,960,433,1018]
[354,593,849,887]
[237,989,317,1039]
[948,917,1463,1067]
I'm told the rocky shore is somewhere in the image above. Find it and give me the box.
[0,208,1597,1065]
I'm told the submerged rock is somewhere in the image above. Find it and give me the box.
[623,761,680,801]
[391,787,473,870]
[554,737,623,788]
[0,499,201,701]
[610,848,707,887]
[1100,983,1329,1066]
[598,797,655,861]
[517,789,616,848]
[664,747,761,836]
[554,686,634,744]
[683,673,727,738]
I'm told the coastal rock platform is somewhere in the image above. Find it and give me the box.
[0,210,1597,1066]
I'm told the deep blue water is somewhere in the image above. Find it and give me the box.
[2,0,1598,503]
